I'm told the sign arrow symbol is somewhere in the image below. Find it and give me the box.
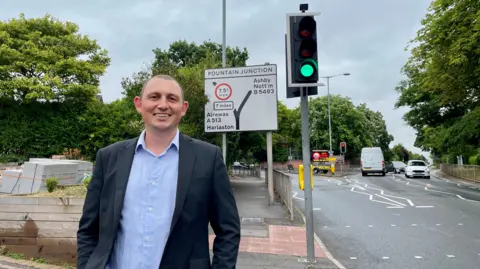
[233,90,252,130]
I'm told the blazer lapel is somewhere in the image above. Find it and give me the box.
[113,138,138,227]
[169,134,195,234]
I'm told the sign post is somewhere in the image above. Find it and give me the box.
[204,64,279,204]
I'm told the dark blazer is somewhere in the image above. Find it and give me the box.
[77,133,241,269]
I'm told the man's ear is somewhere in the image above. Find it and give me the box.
[134,96,142,113]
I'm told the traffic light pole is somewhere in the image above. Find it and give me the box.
[327,77,333,154]
[221,0,227,162]
[300,86,316,262]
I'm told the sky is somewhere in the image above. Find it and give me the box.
[1,0,433,157]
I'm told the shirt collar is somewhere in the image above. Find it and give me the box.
[136,129,180,153]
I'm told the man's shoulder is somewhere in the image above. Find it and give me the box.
[98,137,138,155]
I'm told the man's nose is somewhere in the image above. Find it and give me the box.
[156,97,169,109]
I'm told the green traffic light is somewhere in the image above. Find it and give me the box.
[300,64,314,77]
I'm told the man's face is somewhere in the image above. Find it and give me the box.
[134,78,188,133]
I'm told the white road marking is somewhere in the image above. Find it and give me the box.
[376,194,407,207]
[415,205,434,208]
[387,206,404,209]
[436,224,441,226]
[364,183,414,206]
[411,224,418,226]
[458,223,463,226]
[382,257,390,260]
[345,226,350,228]
[349,257,357,260]
[425,187,453,195]
[446,255,455,258]
[313,208,321,211]
[292,191,305,201]
[414,256,423,259]
[368,225,373,227]
[390,224,397,227]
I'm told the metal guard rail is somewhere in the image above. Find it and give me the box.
[265,168,294,221]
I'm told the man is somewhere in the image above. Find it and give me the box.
[77,75,241,269]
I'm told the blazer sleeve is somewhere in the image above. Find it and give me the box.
[77,149,104,269]
[209,146,241,269]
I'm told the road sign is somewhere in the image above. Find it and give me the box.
[204,64,278,133]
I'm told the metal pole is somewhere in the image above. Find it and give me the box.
[266,132,274,205]
[221,0,227,163]
[327,77,332,154]
[300,87,315,261]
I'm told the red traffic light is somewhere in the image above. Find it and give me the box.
[341,143,345,147]
[298,17,316,37]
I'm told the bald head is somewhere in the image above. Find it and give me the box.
[140,75,184,101]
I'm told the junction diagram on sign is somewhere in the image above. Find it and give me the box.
[204,64,278,133]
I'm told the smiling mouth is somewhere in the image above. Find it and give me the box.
[153,113,171,119]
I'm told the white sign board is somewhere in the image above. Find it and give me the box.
[204,64,278,133]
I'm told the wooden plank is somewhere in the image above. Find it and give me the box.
[0,220,79,230]
[0,205,83,214]
[0,197,85,206]
[0,228,77,238]
[0,236,36,245]
[38,229,77,238]
[37,238,76,246]
[0,212,82,222]
[2,245,77,263]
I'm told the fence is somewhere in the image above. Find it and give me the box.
[440,164,480,183]
[264,169,294,221]
[231,166,260,177]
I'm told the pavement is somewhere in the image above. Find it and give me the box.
[209,176,339,268]
[291,169,480,269]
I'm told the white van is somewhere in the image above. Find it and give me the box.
[361,147,386,176]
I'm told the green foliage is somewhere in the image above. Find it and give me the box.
[390,143,427,162]
[45,177,58,193]
[0,13,110,103]
[395,0,480,160]
[306,95,394,161]
[82,175,91,188]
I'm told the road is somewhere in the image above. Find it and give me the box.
[291,170,480,269]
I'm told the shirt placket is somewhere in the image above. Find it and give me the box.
[140,156,160,268]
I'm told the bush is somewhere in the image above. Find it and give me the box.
[45,177,59,193]
[82,175,91,188]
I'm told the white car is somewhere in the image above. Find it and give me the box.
[405,160,430,179]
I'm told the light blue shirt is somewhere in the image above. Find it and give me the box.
[106,129,179,269]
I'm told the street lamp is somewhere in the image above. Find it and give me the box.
[320,73,350,155]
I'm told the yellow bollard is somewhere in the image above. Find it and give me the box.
[298,164,314,190]
[331,163,336,174]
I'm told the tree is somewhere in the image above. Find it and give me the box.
[291,95,394,161]
[0,14,110,103]
[78,99,141,161]
[357,104,394,160]
[395,0,480,158]
[0,14,111,160]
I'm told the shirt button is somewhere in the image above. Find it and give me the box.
[145,237,150,241]
[151,181,155,185]
[148,207,152,211]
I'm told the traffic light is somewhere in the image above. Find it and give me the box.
[340,142,347,154]
[286,12,322,88]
